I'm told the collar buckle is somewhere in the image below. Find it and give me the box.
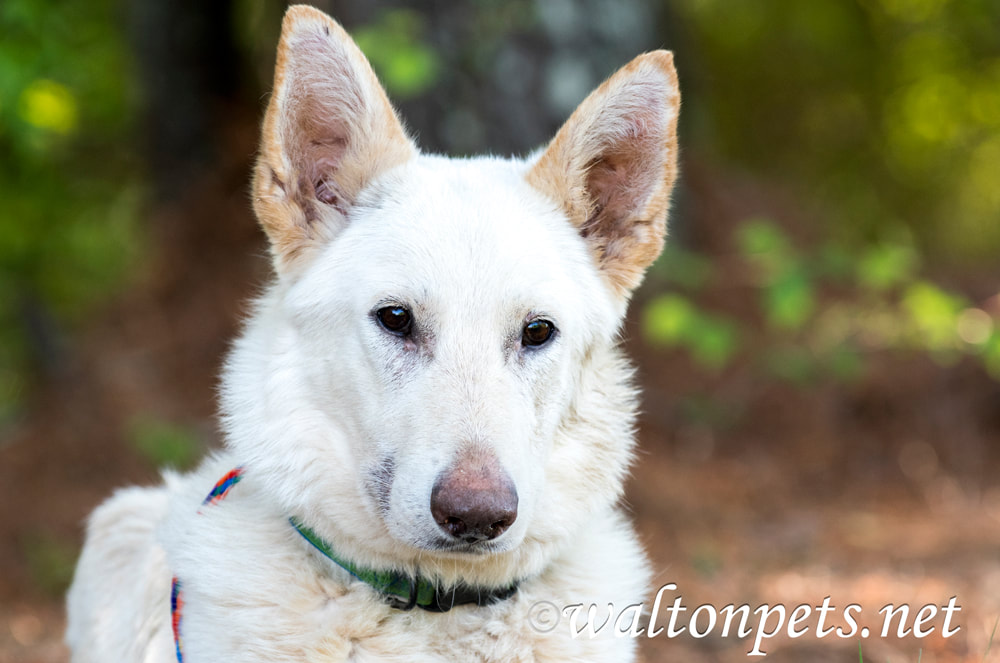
[384,577,419,611]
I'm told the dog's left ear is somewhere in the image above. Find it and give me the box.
[253,5,416,273]
[527,52,680,299]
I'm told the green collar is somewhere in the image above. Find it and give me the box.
[289,517,519,612]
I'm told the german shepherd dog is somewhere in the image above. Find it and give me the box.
[66,5,679,661]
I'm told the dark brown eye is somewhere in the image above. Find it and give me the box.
[522,319,555,347]
[376,306,412,336]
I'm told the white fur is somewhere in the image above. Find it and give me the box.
[67,8,679,661]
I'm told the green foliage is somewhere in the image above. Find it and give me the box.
[643,294,695,345]
[676,0,1000,261]
[644,218,1000,385]
[764,269,815,332]
[857,242,919,292]
[738,220,815,331]
[353,10,440,99]
[18,79,78,134]
[643,294,739,371]
[737,220,794,271]
[0,0,141,420]
[128,416,203,470]
[901,281,966,355]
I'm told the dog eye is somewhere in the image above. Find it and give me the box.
[376,306,413,336]
[522,319,555,347]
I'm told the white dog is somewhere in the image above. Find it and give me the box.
[66,5,680,661]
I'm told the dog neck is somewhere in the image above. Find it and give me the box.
[290,517,520,612]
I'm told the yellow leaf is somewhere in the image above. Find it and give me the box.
[18,79,78,134]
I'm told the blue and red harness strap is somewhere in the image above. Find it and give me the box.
[170,578,184,662]
[198,466,244,510]
[169,465,519,660]
[170,466,245,662]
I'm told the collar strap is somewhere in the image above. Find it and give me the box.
[289,518,518,612]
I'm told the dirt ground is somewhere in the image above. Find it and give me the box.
[2,136,998,662]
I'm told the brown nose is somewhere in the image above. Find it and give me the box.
[430,456,518,543]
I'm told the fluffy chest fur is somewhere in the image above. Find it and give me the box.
[160,456,648,662]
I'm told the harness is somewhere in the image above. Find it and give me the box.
[170,467,519,661]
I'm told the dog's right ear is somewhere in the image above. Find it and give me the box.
[253,5,416,273]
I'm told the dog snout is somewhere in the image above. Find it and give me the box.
[430,456,518,543]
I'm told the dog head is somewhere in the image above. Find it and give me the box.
[224,5,679,580]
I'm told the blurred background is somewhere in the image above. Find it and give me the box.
[1,0,999,661]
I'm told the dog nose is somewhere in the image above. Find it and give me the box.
[431,458,518,543]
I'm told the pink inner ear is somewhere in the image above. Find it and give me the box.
[253,7,416,271]
[581,117,665,237]
[524,51,678,295]
[293,136,350,223]
[281,31,366,217]
[307,149,346,206]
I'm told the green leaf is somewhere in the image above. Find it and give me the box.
[738,218,789,252]
[764,269,815,330]
[353,10,440,99]
[857,242,919,291]
[643,294,740,370]
[383,45,438,98]
[642,294,697,345]
[901,281,966,351]
[687,315,740,370]
[18,79,77,134]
